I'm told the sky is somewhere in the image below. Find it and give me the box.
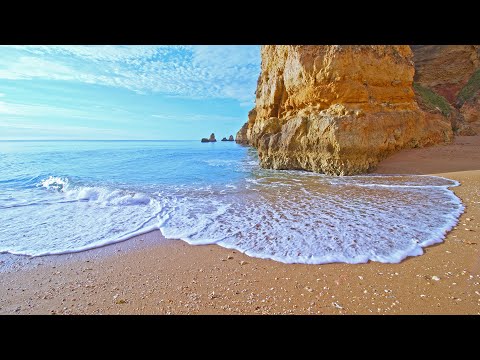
[0,45,261,140]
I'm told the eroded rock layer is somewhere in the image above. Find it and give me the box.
[412,45,480,135]
[237,45,452,175]
[412,45,480,102]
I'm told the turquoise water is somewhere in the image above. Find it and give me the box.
[0,140,464,263]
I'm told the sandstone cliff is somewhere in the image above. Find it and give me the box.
[237,45,452,175]
[412,45,480,102]
[412,45,480,135]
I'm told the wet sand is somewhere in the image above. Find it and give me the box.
[1,136,479,315]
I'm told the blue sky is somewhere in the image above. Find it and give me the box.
[0,45,260,140]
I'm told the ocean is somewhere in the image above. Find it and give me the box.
[0,140,464,264]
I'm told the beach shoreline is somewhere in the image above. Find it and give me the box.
[1,136,479,314]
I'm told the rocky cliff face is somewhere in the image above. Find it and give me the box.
[235,123,248,143]
[412,45,480,102]
[460,94,480,134]
[237,45,452,175]
[412,45,480,135]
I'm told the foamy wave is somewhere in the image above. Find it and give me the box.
[328,174,459,188]
[203,159,238,167]
[39,176,70,191]
[66,187,152,206]
[1,173,464,264]
[157,174,464,265]
[38,176,152,206]
[0,176,162,256]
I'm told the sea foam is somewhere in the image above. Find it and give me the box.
[0,176,162,256]
[0,172,464,264]
[157,173,464,264]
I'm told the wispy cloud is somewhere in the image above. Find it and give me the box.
[0,119,119,134]
[6,45,186,63]
[0,99,94,118]
[0,99,138,126]
[0,57,78,81]
[151,113,242,122]
[0,115,128,141]
[0,45,260,104]
[0,92,5,97]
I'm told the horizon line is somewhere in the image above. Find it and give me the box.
[0,139,222,141]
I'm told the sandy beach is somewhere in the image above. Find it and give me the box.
[1,136,479,315]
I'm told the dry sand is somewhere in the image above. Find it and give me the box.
[1,136,479,315]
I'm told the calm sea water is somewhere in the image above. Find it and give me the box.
[0,140,464,264]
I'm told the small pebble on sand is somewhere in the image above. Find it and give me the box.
[332,302,343,309]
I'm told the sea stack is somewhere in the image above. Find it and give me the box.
[237,45,453,175]
[201,133,217,142]
[228,135,234,141]
[221,137,228,141]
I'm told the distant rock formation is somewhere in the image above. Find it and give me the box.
[237,45,452,175]
[201,133,217,142]
[412,45,480,135]
[221,137,228,141]
[228,135,234,141]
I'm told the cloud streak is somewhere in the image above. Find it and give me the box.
[151,113,242,122]
[0,119,119,134]
[0,99,139,126]
[0,45,260,104]
[0,99,98,118]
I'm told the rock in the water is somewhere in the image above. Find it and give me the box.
[228,135,234,141]
[221,137,228,141]
[201,133,217,142]
[237,45,452,175]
